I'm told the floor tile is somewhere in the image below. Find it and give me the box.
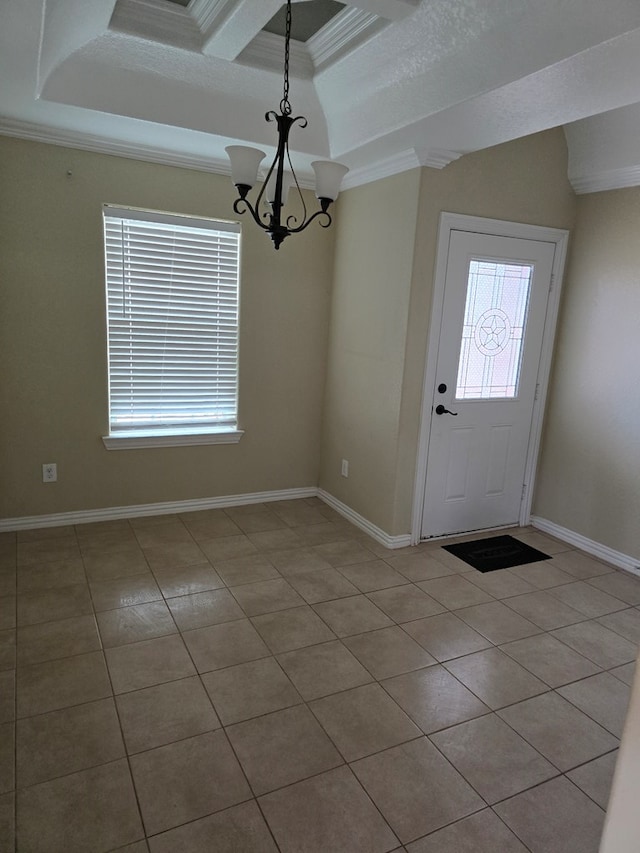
[0,570,16,598]
[0,596,15,630]
[431,713,556,804]
[406,808,528,852]
[116,676,220,753]
[151,563,225,598]
[226,704,343,795]
[148,800,278,853]
[464,570,536,599]
[558,672,631,737]
[381,665,489,733]
[503,589,585,630]
[508,560,576,589]
[309,682,421,761]
[500,632,601,687]
[267,547,333,576]
[17,583,93,627]
[367,584,445,622]
[16,697,124,787]
[609,660,636,685]
[97,601,177,648]
[313,539,376,567]
[420,546,470,574]
[214,553,280,586]
[230,577,304,616]
[17,558,86,593]
[386,552,456,582]
[497,691,618,771]
[549,580,628,617]
[166,588,244,630]
[0,629,16,671]
[277,640,373,700]
[294,522,352,546]
[252,605,336,652]
[0,722,14,793]
[259,765,398,853]
[89,574,162,612]
[494,776,604,853]
[286,567,359,603]
[418,575,494,610]
[247,527,304,552]
[17,536,81,567]
[83,547,149,583]
[17,759,143,853]
[567,749,618,809]
[142,541,206,572]
[235,511,288,534]
[182,619,269,672]
[19,526,77,543]
[313,595,393,637]
[402,612,492,661]
[129,730,251,836]
[105,634,195,694]
[134,522,194,549]
[352,737,483,844]
[198,534,258,562]
[551,551,614,580]
[17,614,101,666]
[456,600,541,644]
[270,505,329,528]
[512,530,571,555]
[444,647,548,709]
[587,570,640,605]
[596,607,640,643]
[180,512,242,542]
[339,560,409,592]
[17,650,111,717]
[0,792,14,853]
[343,626,436,679]
[202,656,302,724]
[551,620,637,668]
[0,671,15,722]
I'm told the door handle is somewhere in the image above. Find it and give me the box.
[435,404,458,416]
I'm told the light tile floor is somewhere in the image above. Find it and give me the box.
[0,498,637,852]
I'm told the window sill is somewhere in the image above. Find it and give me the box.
[102,429,244,450]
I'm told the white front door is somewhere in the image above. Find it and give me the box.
[421,230,556,538]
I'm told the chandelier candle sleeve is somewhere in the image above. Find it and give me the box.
[224,0,348,250]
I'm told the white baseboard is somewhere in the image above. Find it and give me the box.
[531,515,640,578]
[318,489,411,550]
[0,487,318,532]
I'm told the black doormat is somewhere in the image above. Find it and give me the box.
[443,534,551,573]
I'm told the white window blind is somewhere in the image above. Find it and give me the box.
[103,206,240,436]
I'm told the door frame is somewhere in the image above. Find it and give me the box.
[411,212,569,544]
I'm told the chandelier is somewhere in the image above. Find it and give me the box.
[225,0,348,250]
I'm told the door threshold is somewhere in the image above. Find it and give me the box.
[420,523,521,544]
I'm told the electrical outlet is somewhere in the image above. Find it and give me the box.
[42,463,57,483]
[341,459,349,478]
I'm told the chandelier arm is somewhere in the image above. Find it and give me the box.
[286,208,332,234]
[232,197,270,231]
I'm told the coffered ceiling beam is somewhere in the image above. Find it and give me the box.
[202,0,282,60]
[349,0,419,21]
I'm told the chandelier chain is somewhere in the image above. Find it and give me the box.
[280,0,292,115]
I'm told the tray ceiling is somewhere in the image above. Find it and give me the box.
[1,0,640,193]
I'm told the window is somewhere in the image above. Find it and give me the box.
[102,205,242,449]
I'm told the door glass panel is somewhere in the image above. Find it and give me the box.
[455,259,533,399]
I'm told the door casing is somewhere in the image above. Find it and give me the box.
[411,213,569,545]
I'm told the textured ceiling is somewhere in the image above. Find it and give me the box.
[1,0,640,193]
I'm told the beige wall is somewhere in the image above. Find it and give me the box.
[322,129,577,535]
[533,187,640,560]
[319,169,422,531]
[0,137,334,518]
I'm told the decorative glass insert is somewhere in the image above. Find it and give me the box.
[455,259,533,399]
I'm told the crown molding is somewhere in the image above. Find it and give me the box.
[341,148,421,189]
[109,0,202,50]
[418,147,463,169]
[0,118,231,176]
[569,164,640,195]
[308,8,385,73]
